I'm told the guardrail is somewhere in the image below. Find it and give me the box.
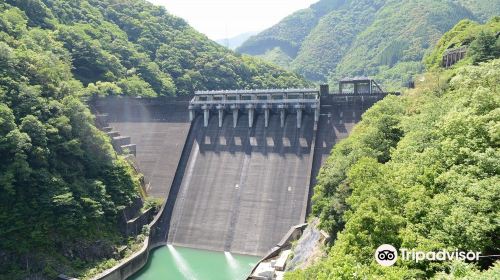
[189,98,319,106]
[326,92,400,96]
[195,88,318,95]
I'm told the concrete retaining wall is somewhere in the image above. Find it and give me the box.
[121,197,143,222]
[118,197,154,237]
[247,223,308,279]
[124,208,154,237]
[91,184,170,280]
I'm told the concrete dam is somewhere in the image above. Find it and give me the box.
[94,90,384,259]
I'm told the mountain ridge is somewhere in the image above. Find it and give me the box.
[238,0,500,89]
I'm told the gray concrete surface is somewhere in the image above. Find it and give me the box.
[310,98,378,186]
[95,100,191,198]
[306,98,381,216]
[166,112,314,256]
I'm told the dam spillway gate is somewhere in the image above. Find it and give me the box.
[188,89,320,129]
[93,89,390,257]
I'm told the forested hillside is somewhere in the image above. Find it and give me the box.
[4,0,308,97]
[286,19,500,279]
[0,0,308,278]
[0,4,141,279]
[238,0,500,89]
[425,17,500,68]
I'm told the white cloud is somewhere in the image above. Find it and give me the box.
[148,0,318,40]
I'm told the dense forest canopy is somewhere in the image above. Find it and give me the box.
[286,19,499,279]
[5,0,309,97]
[0,0,310,278]
[0,3,141,278]
[425,17,500,68]
[238,0,500,89]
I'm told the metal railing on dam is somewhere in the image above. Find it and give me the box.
[189,89,320,128]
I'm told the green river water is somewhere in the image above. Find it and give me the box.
[129,245,260,280]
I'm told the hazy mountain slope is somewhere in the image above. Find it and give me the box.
[255,47,294,68]
[239,8,317,57]
[456,0,500,21]
[237,0,345,61]
[216,31,258,50]
[290,0,382,81]
[238,0,500,89]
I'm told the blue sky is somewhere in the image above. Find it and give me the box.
[148,0,318,40]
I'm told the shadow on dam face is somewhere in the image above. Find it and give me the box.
[164,112,315,256]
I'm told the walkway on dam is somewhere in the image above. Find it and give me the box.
[164,112,314,256]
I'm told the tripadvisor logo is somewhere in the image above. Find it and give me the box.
[375,244,481,266]
[375,244,398,266]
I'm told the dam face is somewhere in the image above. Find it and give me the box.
[95,94,386,257]
[166,112,314,256]
[310,97,379,187]
[94,98,191,198]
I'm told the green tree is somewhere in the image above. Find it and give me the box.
[469,31,500,64]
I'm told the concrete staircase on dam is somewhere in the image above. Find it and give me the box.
[95,113,137,156]
[92,93,390,260]
[93,97,192,198]
[94,112,156,237]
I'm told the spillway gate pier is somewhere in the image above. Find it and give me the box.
[188,89,320,129]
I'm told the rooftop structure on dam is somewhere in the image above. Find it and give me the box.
[338,76,384,95]
[188,88,320,128]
